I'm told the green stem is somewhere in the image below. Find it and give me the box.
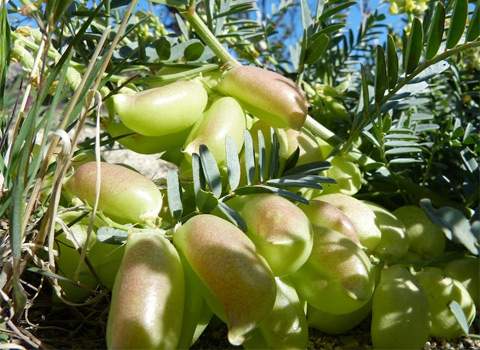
[182,7,241,67]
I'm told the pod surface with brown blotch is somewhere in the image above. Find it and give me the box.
[112,81,208,136]
[173,214,277,346]
[217,66,308,130]
[106,230,185,349]
[65,162,162,225]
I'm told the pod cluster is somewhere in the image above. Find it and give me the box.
[56,66,477,350]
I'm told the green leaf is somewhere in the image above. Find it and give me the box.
[155,36,172,60]
[167,169,183,219]
[96,227,128,245]
[404,17,424,74]
[225,136,241,191]
[283,147,300,173]
[318,2,356,22]
[384,147,423,155]
[217,201,247,231]
[282,160,331,176]
[269,128,280,179]
[257,130,267,182]
[466,0,480,41]
[0,0,11,111]
[446,0,468,49]
[244,130,256,185]
[46,0,75,24]
[386,34,398,90]
[425,2,445,59]
[311,24,345,39]
[235,185,309,204]
[304,34,329,65]
[448,301,470,335]
[420,199,479,255]
[184,41,205,61]
[375,45,387,103]
[199,145,222,198]
[300,0,313,32]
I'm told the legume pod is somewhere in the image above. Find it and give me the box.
[216,66,308,130]
[112,81,208,136]
[173,214,276,346]
[65,162,162,225]
[106,230,184,349]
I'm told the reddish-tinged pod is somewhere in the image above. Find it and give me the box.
[64,162,162,225]
[230,194,314,276]
[173,214,276,346]
[106,230,184,349]
[216,66,308,130]
[112,81,208,136]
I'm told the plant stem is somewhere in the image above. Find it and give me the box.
[182,7,241,67]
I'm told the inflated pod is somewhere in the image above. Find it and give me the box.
[243,277,309,350]
[65,162,162,225]
[393,205,446,259]
[176,253,213,349]
[307,297,372,334]
[112,81,208,136]
[290,225,375,315]
[173,214,276,346]
[363,201,409,261]
[54,211,98,302]
[444,255,480,307]
[183,97,246,164]
[298,199,359,244]
[86,240,125,290]
[229,194,313,276]
[106,230,184,349]
[316,193,382,253]
[371,265,430,350]
[415,267,476,338]
[216,66,308,130]
[285,129,327,165]
[106,121,190,155]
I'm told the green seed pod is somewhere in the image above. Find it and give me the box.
[290,225,375,315]
[315,193,382,253]
[298,199,359,245]
[54,211,98,302]
[105,121,190,155]
[86,240,125,290]
[216,66,308,130]
[285,129,327,165]
[243,277,309,350]
[415,267,476,338]
[106,230,184,349]
[173,214,276,346]
[363,201,409,261]
[177,253,213,349]
[307,297,372,334]
[321,156,362,195]
[444,255,480,307]
[393,205,446,259]
[65,162,162,225]
[371,266,430,350]
[231,194,314,276]
[112,81,208,136]
[183,97,246,164]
